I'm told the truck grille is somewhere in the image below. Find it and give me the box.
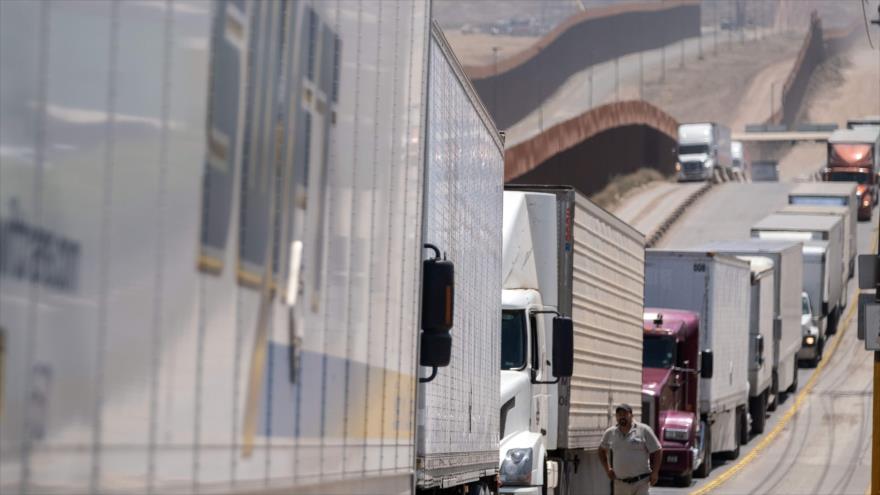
[683,162,703,174]
[642,394,656,432]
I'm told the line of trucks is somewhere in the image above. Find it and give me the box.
[0,2,865,495]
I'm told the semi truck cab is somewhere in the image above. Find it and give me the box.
[500,290,555,492]
[676,123,732,182]
[642,310,712,486]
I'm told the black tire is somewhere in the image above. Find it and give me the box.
[827,307,839,336]
[788,357,799,394]
[721,410,742,460]
[694,421,712,478]
[739,406,750,445]
[767,370,779,412]
[676,471,693,487]
[750,393,766,435]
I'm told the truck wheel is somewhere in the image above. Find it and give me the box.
[720,409,742,459]
[788,357,799,394]
[767,371,779,412]
[676,471,693,487]
[739,406,749,445]
[749,393,766,434]
[469,480,492,495]
[694,421,712,478]
[827,308,839,335]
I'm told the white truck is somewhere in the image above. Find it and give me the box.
[788,183,858,277]
[500,186,645,494]
[778,203,855,280]
[731,140,748,172]
[799,241,832,366]
[751,213,846,334]
[697,240,804,425]
[676,123,733,182]
[0,2,505,494]
[416,24,505,494]
[644,250,751,471]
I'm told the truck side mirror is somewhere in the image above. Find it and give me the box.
[551,316,574,378]
[700,349,714,379]
[755,334,765,365]
[420,244,454,381]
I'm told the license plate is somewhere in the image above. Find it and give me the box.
[666,455,678,463]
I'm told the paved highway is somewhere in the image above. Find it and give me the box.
[643,181,878,494]
[659,182,795,249]
[612,181,706,241]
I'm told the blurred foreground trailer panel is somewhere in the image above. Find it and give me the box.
[0,1,431,493]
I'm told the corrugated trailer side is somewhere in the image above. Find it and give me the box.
[416,23,504,490]
[563,194,646,449]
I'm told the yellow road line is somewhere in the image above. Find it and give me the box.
[691,230,879,495]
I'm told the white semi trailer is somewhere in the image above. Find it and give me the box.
[644,250,752,472]
[500,186,645,494]
[0,2,505,494]
[697,240,804,416]
[416,24,504,494]
[751,213,845,334]
[788,183,858,277]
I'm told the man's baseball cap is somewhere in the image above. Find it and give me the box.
[615,403,633,414]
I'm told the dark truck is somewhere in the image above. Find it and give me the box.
[824,127,880,220]
[642,309,713,486]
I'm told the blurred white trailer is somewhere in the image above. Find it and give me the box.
[0,2,504,494]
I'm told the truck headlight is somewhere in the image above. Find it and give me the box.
[675,162,681,172]
[500,448,533,485]
[664,428,689,442]
[805,335,816,346]
[703,159,714,168]
[863,198,871,207]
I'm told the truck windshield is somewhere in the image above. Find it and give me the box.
[790,196,848,206]
[827,171,870,184]
[829,143,873,166]
[678,144,709,155]
[643,335,676,369]
[501,310,527,370]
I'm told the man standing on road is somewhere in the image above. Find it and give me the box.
[598,404,663,495]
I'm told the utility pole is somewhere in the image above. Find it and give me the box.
[713,1,718,55]
[770,81,778,122]
[680,38,685,68]
[661,44,665,82]
[867,8,879,493]
[588,64,593,108]
[873,218,880,495]
[698,20,703,59]
[615,56,619,101]
[492,46,500,117]
[639,50,643,99]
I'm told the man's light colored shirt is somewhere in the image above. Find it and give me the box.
[600,421,661,479]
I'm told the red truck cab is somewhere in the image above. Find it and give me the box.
[825,127,880,220]
[642,309,710,486]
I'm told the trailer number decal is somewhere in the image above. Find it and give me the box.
[693,263,706,272]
